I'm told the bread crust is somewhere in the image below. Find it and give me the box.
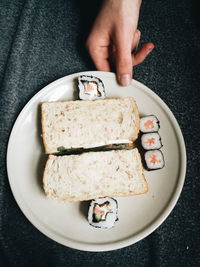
[129,97,140,142]
[41,103,49,154]
[44,183,148,202]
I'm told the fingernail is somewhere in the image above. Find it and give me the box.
[147,47,154,55]
[119,74,131,86]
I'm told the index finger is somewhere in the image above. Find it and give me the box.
[87,42,111,72]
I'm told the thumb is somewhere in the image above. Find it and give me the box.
[114,36,133,86]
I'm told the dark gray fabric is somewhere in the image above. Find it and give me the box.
[0,0,200,266]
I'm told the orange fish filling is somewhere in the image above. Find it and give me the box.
[93,202,112,222]
[145,137,155,146]
[149,154,160,164]
[144,120,154,129]
[94,205,105,215]
[84,82,97,92]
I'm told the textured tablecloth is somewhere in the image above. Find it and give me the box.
[0,0,200,266]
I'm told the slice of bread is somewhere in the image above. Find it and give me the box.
[41,97,139,154]
[43,148,148,202]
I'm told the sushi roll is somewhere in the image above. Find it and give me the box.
[88,197,118,229]
[78,75,106,100]
[140,115,160,133]
[141,132,162,150]
[144,150,165,170]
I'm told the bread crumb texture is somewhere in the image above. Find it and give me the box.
[43,149,147,202]
[41,98,139,153]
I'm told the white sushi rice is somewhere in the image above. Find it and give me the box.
[144,150,165,170]
[78,75,106,100]
[140,115,159,133]
[141,132,162,150]
[88,197,118,229]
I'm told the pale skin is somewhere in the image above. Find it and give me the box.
[86,0,154,86]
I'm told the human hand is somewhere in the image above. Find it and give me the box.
[86,0,154,86]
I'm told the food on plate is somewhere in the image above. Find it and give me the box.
[141,132,162,150]
[39,75,168,232]
[139,114,165,171]
[43,148,148,202]
[41,97,140,154]
[88,197,118,229]
[144,149,165,170]
[140,115,160,133]
[78,75,106,100]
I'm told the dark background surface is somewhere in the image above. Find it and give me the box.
[0,0,200,266]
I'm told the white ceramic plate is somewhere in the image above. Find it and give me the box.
[7,71,186,252]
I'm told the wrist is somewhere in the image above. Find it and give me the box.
[102,0,142,14]
[104,0,142,6]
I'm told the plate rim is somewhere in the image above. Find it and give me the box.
[6,71,187,252]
